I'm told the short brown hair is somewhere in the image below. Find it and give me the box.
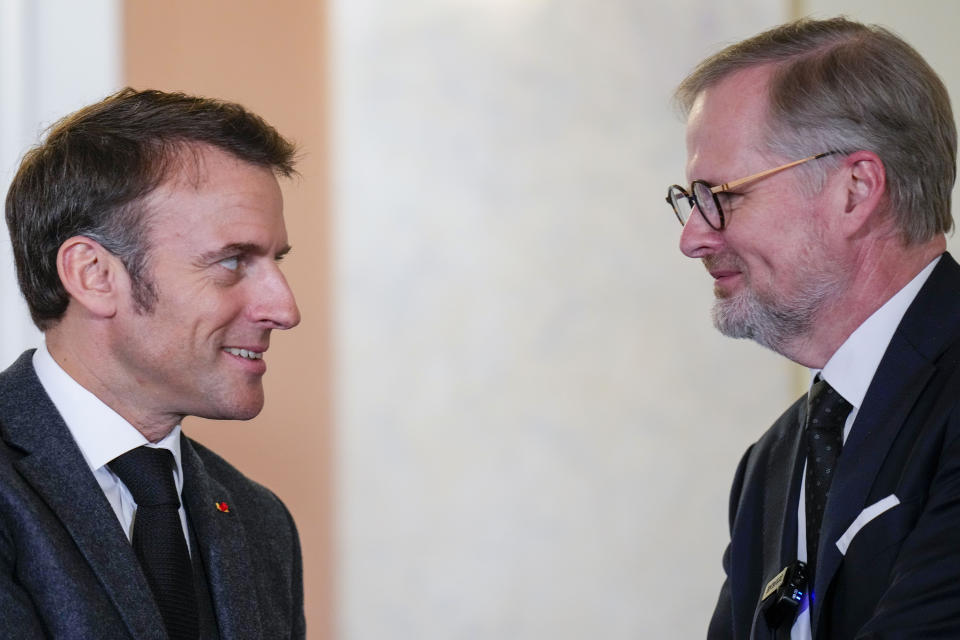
[6,88,297,329]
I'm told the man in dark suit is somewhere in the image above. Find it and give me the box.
[0,89,305,638]
[666,18,960,639]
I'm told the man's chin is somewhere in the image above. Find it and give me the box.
[711,289,815,356]
[193,390,266,422]
[228,404,265,421]
[711,296,756,340]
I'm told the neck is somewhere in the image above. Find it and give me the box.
[44,327,181,442]
[777,236,945,368]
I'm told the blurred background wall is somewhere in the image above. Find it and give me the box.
[0,0,118,366]
[2,1,960,638]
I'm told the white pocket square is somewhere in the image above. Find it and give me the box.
[835,494,900,556]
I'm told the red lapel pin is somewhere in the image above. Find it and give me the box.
[215,502,230,513]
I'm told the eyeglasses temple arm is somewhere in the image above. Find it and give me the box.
[710,152,833,194]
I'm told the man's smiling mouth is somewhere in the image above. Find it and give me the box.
[223,348,263,360]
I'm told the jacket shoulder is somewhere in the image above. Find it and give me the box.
[184,437,291,512]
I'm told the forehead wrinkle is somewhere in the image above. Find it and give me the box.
[685,65,780,182]
[686,113,778,185]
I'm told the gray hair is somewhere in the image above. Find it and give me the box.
[675,17,956,244]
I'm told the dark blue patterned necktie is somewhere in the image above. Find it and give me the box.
[804,377,851,592]
[109,446,198,640]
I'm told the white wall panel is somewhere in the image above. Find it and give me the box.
[332,2,793,637]
[0,0,120,364]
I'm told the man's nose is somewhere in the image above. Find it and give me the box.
[254,266,301,330]
[679,207,724,258]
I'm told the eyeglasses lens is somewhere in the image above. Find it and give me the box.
[668,186,694,225]
[692,182,722,229]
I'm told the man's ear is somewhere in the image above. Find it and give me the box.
[838,150,887,236]
[56,236,124,319]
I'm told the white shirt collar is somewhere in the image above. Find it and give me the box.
[32,342,184,483]
[815,255,941,409]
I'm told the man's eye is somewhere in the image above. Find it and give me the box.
[219,256,240,271]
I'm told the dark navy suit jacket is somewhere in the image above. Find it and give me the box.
[708,253,960,639]
[0,350,306,639]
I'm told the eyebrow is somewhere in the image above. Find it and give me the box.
[200,242,293,263]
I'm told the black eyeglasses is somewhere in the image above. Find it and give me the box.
[665,152,835,230]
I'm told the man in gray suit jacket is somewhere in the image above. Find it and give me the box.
[0,89,305,638]
[666,17,960,639]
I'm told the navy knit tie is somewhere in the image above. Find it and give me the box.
[109,446,198,640]
[804,378,851,590]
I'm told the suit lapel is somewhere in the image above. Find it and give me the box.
[181,436,263,640]
[0,351,164,638]
[811,254,960,633]
[750,400,805,639]
[762,401,806,579]
[812,346,931,632]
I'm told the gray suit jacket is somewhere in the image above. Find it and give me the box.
[0,350,306,639]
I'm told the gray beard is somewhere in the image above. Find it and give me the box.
[711,262,843,356]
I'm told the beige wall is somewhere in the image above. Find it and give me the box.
[123,2,332,637]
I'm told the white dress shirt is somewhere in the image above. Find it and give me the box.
[32,343,191,552]
[790,256,940,638]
